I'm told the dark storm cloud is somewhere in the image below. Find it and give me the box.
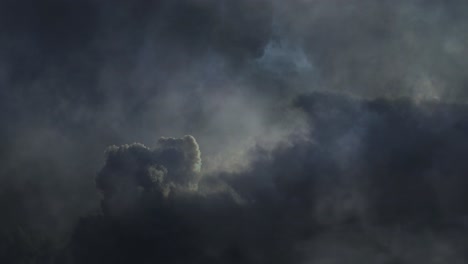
[2,0,468,263]
[292,93,468,224]
[68,93,468,263]
[0,0,274,125]
[0,0,274,245]
[259,0,468,100]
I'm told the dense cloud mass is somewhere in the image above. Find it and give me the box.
[67,94,468,263]
[97,135,201,216]
[2,0,468,263]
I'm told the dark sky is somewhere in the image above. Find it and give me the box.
[1,0,468,263]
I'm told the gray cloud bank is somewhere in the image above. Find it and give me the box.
[68,93,468,263]
[1,0,468,263]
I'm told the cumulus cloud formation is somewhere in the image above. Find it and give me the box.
[97,135,201,216]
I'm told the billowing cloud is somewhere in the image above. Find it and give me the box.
[2,0,468,263]
[65,93,468,263]
[96,135,201,216]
